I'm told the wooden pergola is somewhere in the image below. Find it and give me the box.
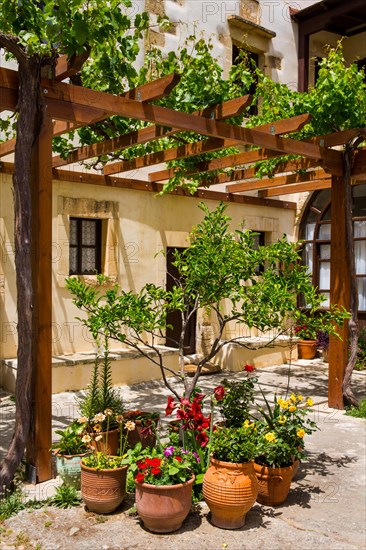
[0,57,365,482]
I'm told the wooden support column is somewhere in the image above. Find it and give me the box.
[298,27,309,92]
[27,114,53,482]
[329,174,350,409]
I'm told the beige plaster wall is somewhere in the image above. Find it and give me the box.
[0,174,295,361]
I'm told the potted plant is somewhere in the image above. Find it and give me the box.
[294,324,318,359]
[122,409,159,449]
[316,330,330,362]
[78,337,125,455]
[51,420,90,488]
[218,364,257,427]
[79,409,135,514]
[130,445,198,533]
[254,392,318,505]
[203,422,258,529]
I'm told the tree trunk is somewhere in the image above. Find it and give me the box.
[0,55,44,490]
[342,142,360,407]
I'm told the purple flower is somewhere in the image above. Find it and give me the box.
[192,452,200,463]
[180,448,190,455]
[163,445,175,457]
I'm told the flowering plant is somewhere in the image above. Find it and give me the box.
[294,324,317,340]
[79,408,136,470]
[256,392,318,468]
[218,365,257,428]
[209,422,257,464]
[130,446,198,486]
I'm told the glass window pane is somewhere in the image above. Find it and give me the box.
[82,248,96,274]
[304,243,313,274]
[354,220,366,238]
[319,292,330,308]
[353,184,366,217]
[312,189,331,211]
[305,223,316,241]
[355,241,366,275]
[358,278,366,311]
[69,247,77,274]
[319,261,330,290]
[82,220,96,246]
[320,244,330,259]
[318,224,331,240]
[70,219,78,246]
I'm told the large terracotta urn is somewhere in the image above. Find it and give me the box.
[80,463,128,514]
[254,461,293,506]
[135,476,194,533]
[203,457,258,529]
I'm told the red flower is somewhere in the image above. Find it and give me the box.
[195,431,209,447]
[165,396,176,416]
[214,385,225,401]
[146,457,161,468]
[135,472,145,483]
[174,456,182,462]
[137,460,148,470]
[151,467,161,475]
[243,364,254,372]
[180,397,191,407]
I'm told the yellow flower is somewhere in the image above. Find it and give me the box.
[278,415,287,424]
[243,420,251,429]
[297,429,305,438]
[264,432,277,442]
[297,395,303,402]
[290,393,297,403]
[306,398,314,407]
[93,423,102,433]
[279,399,289,409]
[289,405,297,412]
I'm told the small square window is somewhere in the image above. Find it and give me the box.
[69,218,102,275]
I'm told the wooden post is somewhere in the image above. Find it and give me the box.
[329,174,350,409]
[27,113,53,482]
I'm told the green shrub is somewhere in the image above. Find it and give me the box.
[346,397,366,418]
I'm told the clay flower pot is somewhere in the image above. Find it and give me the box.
[123,411,159,449]
[80,462,128,514]
[135,476,194,533]
[254,461,293,506]
[203,457,258,529]
[297,339,317,359]
[90,428,120,456]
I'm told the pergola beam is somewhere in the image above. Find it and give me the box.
[226,168,329,193]
[258,179,332,197]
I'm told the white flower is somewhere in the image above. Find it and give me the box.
[77,416,88,424]
[125,421,136,432]
[104,408,113,417]
[93,413,106,423]
[82,434,91,443]
[95,435,103,442]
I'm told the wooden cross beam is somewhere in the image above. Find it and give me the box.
[258,179,332,197]
[226,168,330,193]
[52,94,252,168]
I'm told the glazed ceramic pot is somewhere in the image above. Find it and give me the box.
[254,461,293,506]
[55,451,90,488]
[297,339,317,359]
[80,462,128,514]
[203,457,258,529]
[135,476,194,533]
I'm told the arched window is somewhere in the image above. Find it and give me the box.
[300,184,366,315]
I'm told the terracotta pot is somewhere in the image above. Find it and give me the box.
[123,411,159,449]
[55,451,90,489]
[90,428,120,455]
[80,462,128,514]
[254,461,293,506]
[135,476,194,533]
[203,457,258,529]
[297,339,317,359]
